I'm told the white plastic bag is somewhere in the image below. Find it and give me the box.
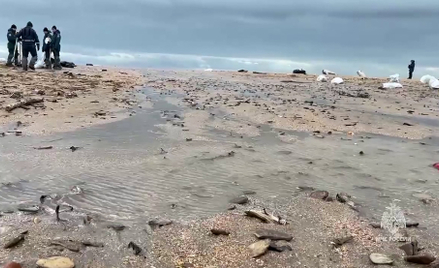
[382,82,403,89]
[429,78,439,89]
[322,69,335,75]
[357,70,366,78]
[389,74,400,82]
[420,75,434,84]
[317,75,327,82]
[331,77,344,84]
[35,59,45,69]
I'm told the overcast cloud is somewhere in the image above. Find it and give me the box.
[1,0,438,77]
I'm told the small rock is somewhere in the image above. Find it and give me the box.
[17,205,39,213]
[332,236,353,247]
[211,229,230,236]
[230,196,249,205]
[359,151,364,155]
[148,219,173,229]
[69,146,80,152]
[268,241,293,252]
[254,229,293,241]
[3,262,22,268]
[3,234,25,249]
[249,240,270,258]
[65,92,77,98]
[310,190,329,200]
[243,190,256,195]
[50,240,81,252]
[33,217,41,224]
[227,205,236,210]
[86,63,93,66]
[106,224,125,231]
[127,242,143,256]
[336,192,351,203]
[81,241,104,247]
[102,69,108,72]
[33,146,53,150]
[186,138,193,142]
[36,256,74,268]
[404,254,436,264]
[369,253,393,265]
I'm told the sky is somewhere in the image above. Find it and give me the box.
[1,0,439,77]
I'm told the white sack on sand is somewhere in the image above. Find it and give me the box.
[382,82,403,89]
[331,77,344,84]
[317,75,327,82]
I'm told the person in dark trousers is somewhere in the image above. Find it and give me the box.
[408,60,415,79]
[51,25,61,70]
[6,24,18,66]
[42,27,52,69]
[15,21,40,71]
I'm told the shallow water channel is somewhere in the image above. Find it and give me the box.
[1,88,439,236]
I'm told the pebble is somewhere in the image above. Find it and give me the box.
[17,205,39,213]
[268,241,293,252]
[3,262,21,268]
[148,219,173,229]
[369,253,393,265]
[36,257,74,268]
[229,196,249,205]
[310,190,329,200]
[211,229,230,236]
[33,217,41,224]
[404,254,436,264]
[254,229,293,241]
[249,240,270,258]
[3,234,25,249]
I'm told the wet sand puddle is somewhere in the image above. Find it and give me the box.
[1,87,439,237]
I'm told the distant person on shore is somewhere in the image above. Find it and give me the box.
[408,60,415,79]
[15,21,40,71]
[51,25,61,70]
[42,27,52,69]
[6,24,18,67]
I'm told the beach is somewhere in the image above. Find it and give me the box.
[0,65,145,135]
[1,68,439,268]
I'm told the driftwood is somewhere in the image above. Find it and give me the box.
[5,98,44,112]
[245,209,286,225]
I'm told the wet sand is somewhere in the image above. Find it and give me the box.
[0,65,145,135]
[1,69,439,267]
[145,70,439,139]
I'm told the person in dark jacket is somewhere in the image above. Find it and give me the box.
[408,60,415,79]
[15,21,40,71]
[6,24,18,66]
[51,26,61,70]
[42,27,52,69]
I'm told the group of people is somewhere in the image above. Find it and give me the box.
[6,21,61,71]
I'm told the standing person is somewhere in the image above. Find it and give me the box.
[42,27,52,69]
[6,24,18,66]
[408,60,415,79]
[51,26,61,70]
[15,21,40,71]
